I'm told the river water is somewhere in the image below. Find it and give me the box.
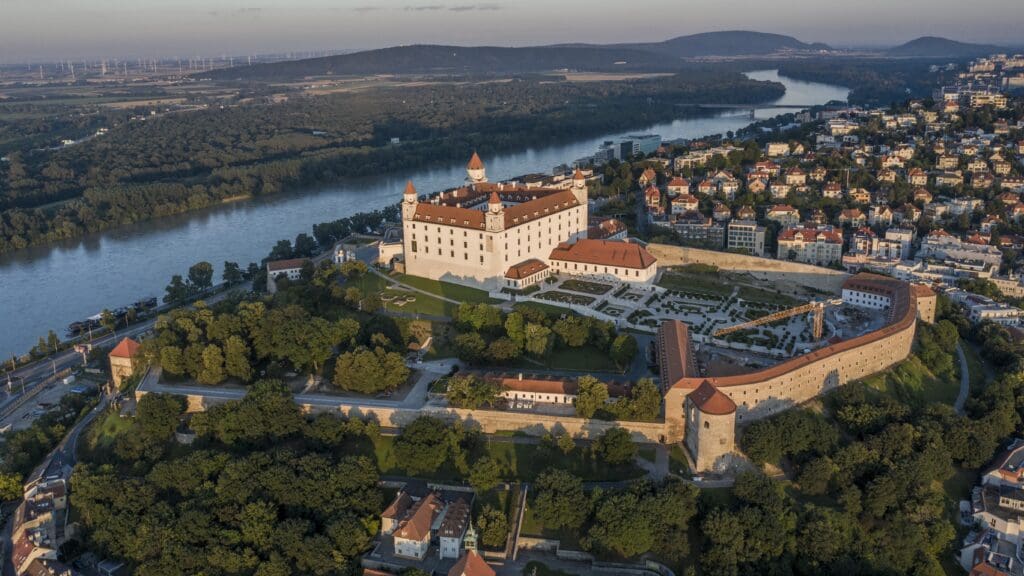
[0,70,848,358]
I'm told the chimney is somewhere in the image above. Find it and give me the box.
[518,373,523,380]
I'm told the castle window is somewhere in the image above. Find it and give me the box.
[704,421,710,429]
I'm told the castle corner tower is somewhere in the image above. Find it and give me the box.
[402,180,418,221]
[466,152,487,184]
[485,191,505,232]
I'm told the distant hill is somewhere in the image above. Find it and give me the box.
[201,44,676,80]
[886,36,1006,58]
[201,30,835,81]
[617,31,832,58]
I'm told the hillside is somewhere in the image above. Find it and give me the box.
[202,31,833,81]
[620,30,832,58]
[886,36,1005,58]
[201,44,677,80]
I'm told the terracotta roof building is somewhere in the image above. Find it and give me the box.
[109,337,142,389]
[549,239,658,283]
[402,154,589,289]
[449,550,495,576]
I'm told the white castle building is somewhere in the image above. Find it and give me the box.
[401,153,656,290]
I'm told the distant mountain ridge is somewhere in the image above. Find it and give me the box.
[201,31,831,81]
[886,36,1007,58]
[613,30,832,58]
[203,44,676,80]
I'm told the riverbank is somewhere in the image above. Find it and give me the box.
[0,71,849,359]
[0,71,785,255]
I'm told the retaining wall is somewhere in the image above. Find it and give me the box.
[647,243,849,294]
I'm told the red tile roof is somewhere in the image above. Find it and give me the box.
[267,258,309,272]
[404,180,417,196]
[549,239,657,270]
[505,259,549,279]
[689,380,737,415]
[449,550,496,576]
[413,188,580,231]
[109,337,141,359]
[467,152,484,170]
[395,492,441,543]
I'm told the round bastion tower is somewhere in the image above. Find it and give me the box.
[466,152,487,184]
[685,380,737,473]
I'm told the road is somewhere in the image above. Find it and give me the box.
[1,392,110,576]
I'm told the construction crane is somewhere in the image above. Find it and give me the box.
[714,299,843,341]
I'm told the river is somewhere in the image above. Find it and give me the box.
[0,70,849,358]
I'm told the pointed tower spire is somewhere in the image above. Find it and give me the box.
[404,180,417,198]
[466,152,487,184]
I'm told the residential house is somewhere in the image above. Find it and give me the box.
[639,168,657,187]
[785,168,807,186]
[666,177,690,196]
[671,194,699,215]
[909,168,929,186]
[839,208,867,228]
[777,227,844,266]
[765,205,800,227]
[822,182,843,199]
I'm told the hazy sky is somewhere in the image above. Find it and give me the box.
[2,0,1022,61]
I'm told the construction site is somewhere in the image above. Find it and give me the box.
[650,268,889,379]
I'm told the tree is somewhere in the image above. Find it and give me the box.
[620,378,662,422]
[188,261,215,291]
[393,417,452,475]
[796,456,837,496]
[160,345,185,375]
[575,376,609,419]
[487,337,521,363]
[610,334,638,369]
[556,432,576,455]
[339,260,367,279]
[100,309,117,336]
[0,472,22,502]
[333,348,409,394]
[197,344,226,385]
[595,427,636,466]
[469,457,502,492]
[477,504,509,549]
[454,332,487,363]
[533,468,589,530]
[164,274,189,303]
[223,261,243,285]
[224,336,253,382]
[523,323,554,357]
[446,374,500,409]
[553,317,589,347]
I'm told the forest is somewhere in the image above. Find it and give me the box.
[0,70,784,254]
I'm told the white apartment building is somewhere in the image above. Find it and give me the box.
[727,220,766,257]
[777,227,843,266]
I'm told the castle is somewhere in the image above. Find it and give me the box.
[401,153,656,290]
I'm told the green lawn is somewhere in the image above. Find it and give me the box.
[862,355,959,406]
[669,444,691,476]
[394,274,499,304]
[513,301,574,319]
[542,345,621,372]
[77,409,133,461]
[735,284,800,306]
[657,271,731,298]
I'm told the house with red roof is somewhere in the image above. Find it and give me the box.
[549,239,658,284]
[109,337,142,389]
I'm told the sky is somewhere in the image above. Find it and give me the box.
[1,0,1022,62]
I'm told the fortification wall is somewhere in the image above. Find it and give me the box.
[663,296,918,433]
[646,243,849,294]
